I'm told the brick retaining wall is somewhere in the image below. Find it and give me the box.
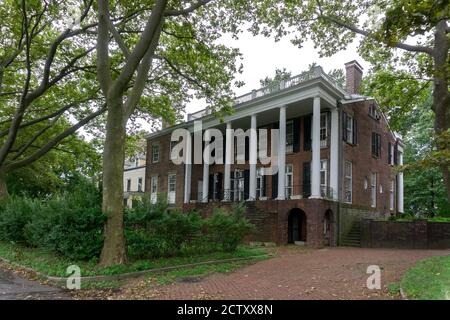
[361,219,450,249]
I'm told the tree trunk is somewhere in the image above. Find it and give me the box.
[432,21,450,202]
[0,170,8,202]
[99,98,128,266]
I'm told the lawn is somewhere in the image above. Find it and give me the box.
[0,241,268,278]
[401,255,450,300]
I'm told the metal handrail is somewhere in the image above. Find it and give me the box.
[194,184,335,203]
[187,66,343,121]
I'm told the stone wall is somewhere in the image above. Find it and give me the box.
[184,199,338,247]
[338,204,384,243]
[361,219,450,249]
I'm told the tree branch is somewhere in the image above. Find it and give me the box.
[123,20,164,121]
[315,0,434,55]
[0,96,98,138]
[4,105,107,173]
[164,0,213,17]
[111,0,168,97]
[107,16,130,58]
[97,0,113,95]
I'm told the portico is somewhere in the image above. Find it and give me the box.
[183,93,341,203]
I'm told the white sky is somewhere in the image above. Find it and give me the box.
[184,31,369,118]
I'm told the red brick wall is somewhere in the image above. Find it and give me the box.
[146,133,185,204]
[341,100,397,216]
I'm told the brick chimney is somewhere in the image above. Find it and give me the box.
[344,60,363,94]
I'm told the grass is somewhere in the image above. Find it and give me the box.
[380,215,450,222]
[401,255,450,300]
[151,259,265,286]
[0,241,268,278]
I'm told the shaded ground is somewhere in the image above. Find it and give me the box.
[2,247,449,300]
[74,246,450,300]
[0,266,69,300]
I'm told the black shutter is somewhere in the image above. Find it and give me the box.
[394,143,398,165]
[342,112,348,142]
[245,136,249,162]
[293,117,301,152]
[303,115,312,151]
[217,172,223,200]
[230,171,235,200]
[243,169,250,200]
[272,172,278,199]
[262,175,266,197]
[352,117,357,144]
[371,132,375,156]
[208,174,214,200]
[377,134,381,158]
[303,162,311,198]
[388,142,392,164]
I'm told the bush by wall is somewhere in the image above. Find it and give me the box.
[125,200,255,258]
[0,186,255,261]
[205,203,256,252]
[0,177,105,260]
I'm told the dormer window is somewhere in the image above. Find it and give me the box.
[369,104,380,120]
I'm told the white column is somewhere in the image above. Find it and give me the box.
[202,131,209,203]
[330,107,339,200]
[223,122,232,201]
[277,106,286,200]
[183,133,192,203]
[398,150,404,213]
[310,96,321,198]
[249,114,257,200]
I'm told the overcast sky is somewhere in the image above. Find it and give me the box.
[184,31,369,118]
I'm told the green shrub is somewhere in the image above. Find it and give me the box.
[125,199,205,258]
[125,200,255,258]
[24,179,105,260]
[0,177,106,260]
[0,196,39,242]
[205,203,255,252]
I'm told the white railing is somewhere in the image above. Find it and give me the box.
[187,66,341,122]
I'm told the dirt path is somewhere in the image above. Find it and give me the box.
[0,267,70,300]
[108,247,450,300]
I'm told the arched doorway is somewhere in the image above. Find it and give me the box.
[323,209,333,246]
[288,208,307,243]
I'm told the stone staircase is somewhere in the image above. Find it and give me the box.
[340,222,361,247]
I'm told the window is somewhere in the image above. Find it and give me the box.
[320,113,328,148]
[343,112,356,144]
[388,142,394,165]
[256,167,265,199]
[168,175,176,192]
[285,164,293,199]
[150,176,158,204]
[152,144,159,163]
[369,104,380,120]
[320,159,328,196]
[126,179,131,192]
[233,170,244,201]
[390,180,395,210]
[370,172,377,208]
[286,120,294,153]
[137,177,143,192]
[344,161,352,203]
[372,133,381,158]
[168,174,176,204]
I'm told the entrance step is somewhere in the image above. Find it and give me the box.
[341,222,361,247]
